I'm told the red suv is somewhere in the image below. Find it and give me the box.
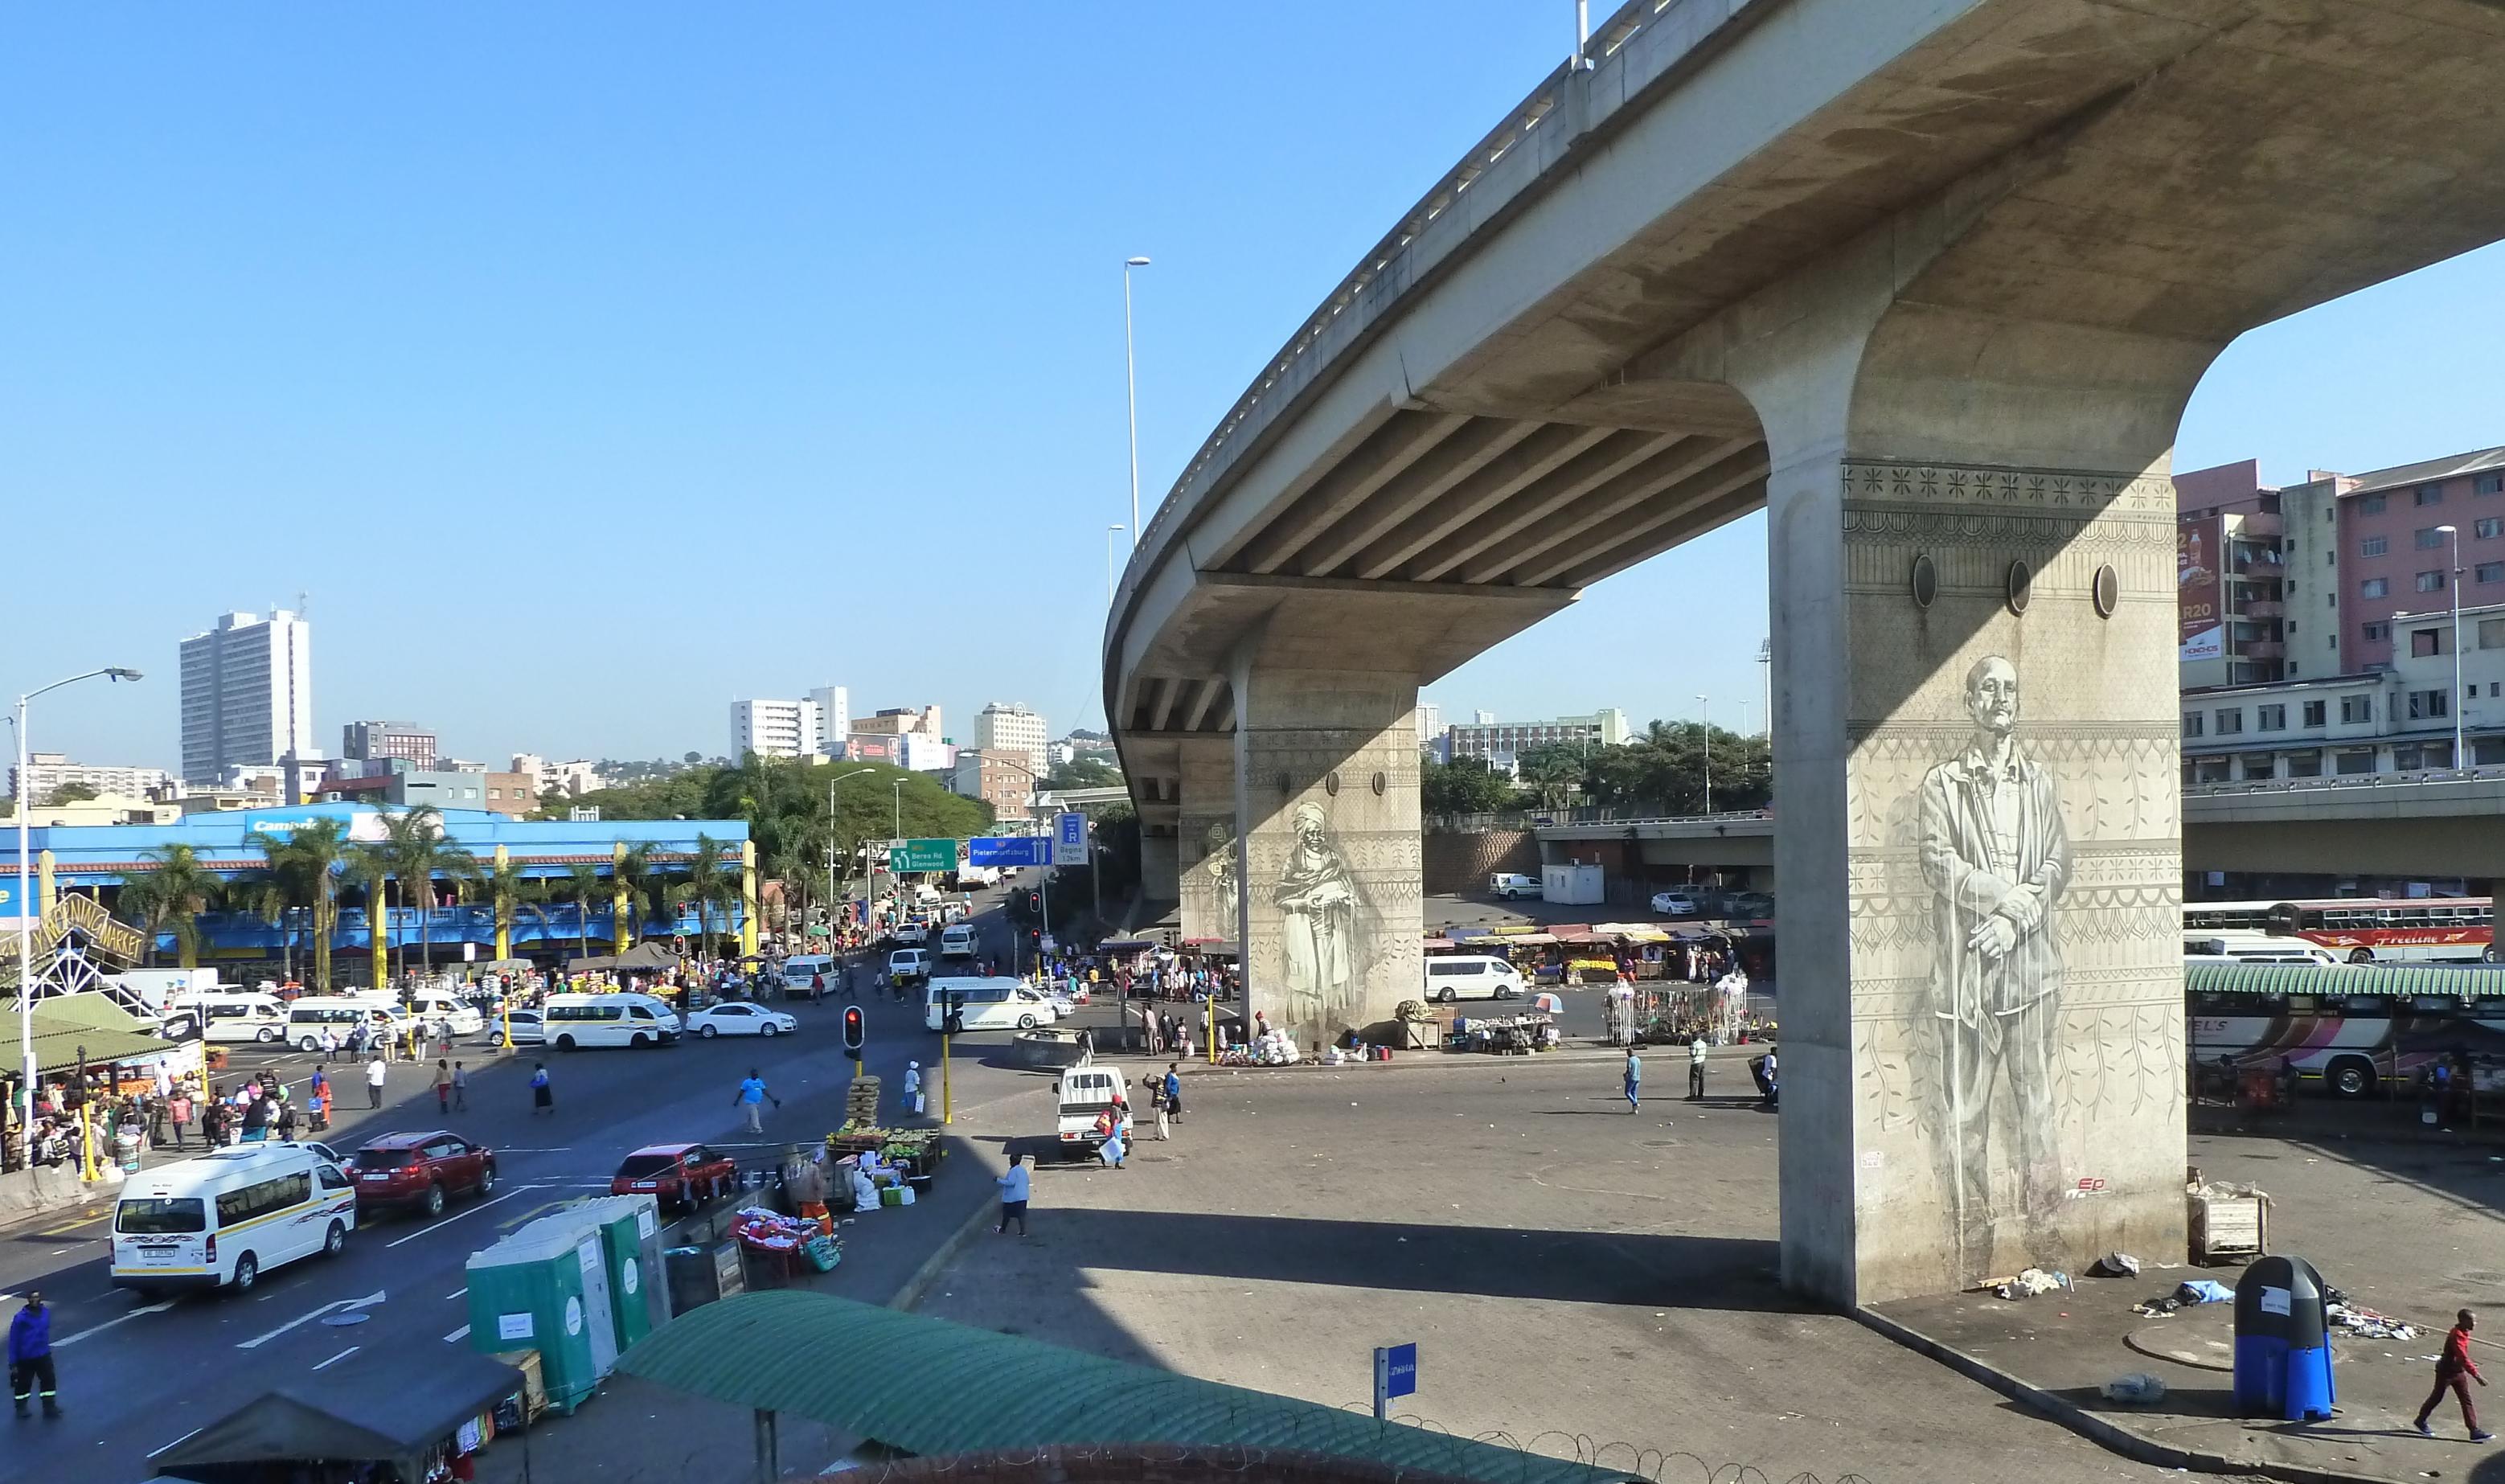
[611,1143,735,1209]
[346,1132,498,1217]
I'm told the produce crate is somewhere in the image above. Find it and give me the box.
[494,1348,549,1427]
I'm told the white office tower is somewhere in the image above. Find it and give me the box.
[180,610,314,783]
[807,686,850,757]
[729,698,820,760]
[974,702,1048,776]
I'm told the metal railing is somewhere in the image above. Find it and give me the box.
[2183,765,2505,796]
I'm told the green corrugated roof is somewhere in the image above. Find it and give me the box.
[0,995,170,1076]
[2184,961,2505,998]
[618,1291,1629,1484]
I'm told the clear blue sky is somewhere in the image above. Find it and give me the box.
[6,6,2503,771]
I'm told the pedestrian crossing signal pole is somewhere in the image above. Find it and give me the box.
[941,994,964,1125]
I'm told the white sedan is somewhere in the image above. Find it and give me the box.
[1650,891,1699,916]
[687,1002,799,1039]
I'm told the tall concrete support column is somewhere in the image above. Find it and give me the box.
[1228,664,1421,1053]
[1175,739,1237,947]
[1136,820,1179,918]
[1717,231,2202,1305]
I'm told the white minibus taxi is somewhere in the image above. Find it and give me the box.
[405,991,486,1036]
[542,992,682,1050]
[938,923,978,959]
[923,977,1060,1031]
[110,1144,357,1293]
[163,992,290,1044]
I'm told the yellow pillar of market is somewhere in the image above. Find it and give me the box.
[611,840,630,954]
[740,840,759,958]
[492,844,513,963]
[36,849,57,920]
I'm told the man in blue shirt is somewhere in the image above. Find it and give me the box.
[10,1291,57,1419]
[733,1069,780,1133]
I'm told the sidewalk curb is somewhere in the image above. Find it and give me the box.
[887,1134,1007,1314]
[1154,1043,1765,1079]
[1851,1304,2393,1484]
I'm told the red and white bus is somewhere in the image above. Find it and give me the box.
[2184,898,2495,964]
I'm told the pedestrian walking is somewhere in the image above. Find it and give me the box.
[434,1060,453,1114]
[733,1069,779,1133]
[2415,1310,2492,1441]
[273,1090,298,1142]
[1163,1063,1183,1126]
[902,1062,924,1117]
[1688,1038,1708,1101]
[529,1063,554,1116]
[994,1153,1030,1236]
[9,1292,58,1420]
[309,1066,332,1130]
[452,1062,469,1112]
[810,970,826,1006]
[1761,1046,1780,1108]
[166,1088,192,1150]
[239,1088,270,1144]
[1623,1048,1642,1113]
[364,1054,387,1109]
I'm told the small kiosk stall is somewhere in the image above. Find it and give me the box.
[149,1347,523,1484]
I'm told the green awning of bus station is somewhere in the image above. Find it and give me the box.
[619,1291,1630,1484]
[0,995,170,1080]
[2184,961,2505,998]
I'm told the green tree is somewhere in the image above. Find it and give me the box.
[1515,743,1589,811]
[346,844,397,989]
[481,855,541,961]
[248,818,354,994]
[224,867,299,983]
[1041,756,1122,790]
[615,842,663,942]
[43,781,100,807]
[563,862,606,965]
[674,834,737,959]
[136,842,222,969]
[383,806,478,980]
[1421,758,1523,815]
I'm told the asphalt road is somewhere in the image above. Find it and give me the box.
[0,879,1050,1483]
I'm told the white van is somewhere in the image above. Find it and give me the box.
[1423,954,1527,1002]
[110,1144,358,1294]
[888,948,931,985]
[779,954,836,1000]
[938,924,977,960]
[285,998,403,1052]
[923,977,1059,1031]
[164,992,289,1044]
[1053,1063,1130,1159]
[405,991,485,1036]
[542,992,682,1051]
[1490,873,1540,900]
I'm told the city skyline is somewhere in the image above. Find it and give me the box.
[6,6,2505,769]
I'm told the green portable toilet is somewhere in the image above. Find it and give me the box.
[517,1195,670,1352]
[466,1220,619,1412]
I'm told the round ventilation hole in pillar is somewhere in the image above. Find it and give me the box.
[1371,770,1387,796]
[2006,559,2032,616]
[1275,772,1291,797]
[2093,564,2119,618]
[1325,771,1341,797]
[1909,553,1937,609]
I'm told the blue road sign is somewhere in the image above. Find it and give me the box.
[1373,1342,1417,1417]
[967,835,1051,868]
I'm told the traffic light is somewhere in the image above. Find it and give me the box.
[1026,890,1041,914]
[842,1004,865,1057]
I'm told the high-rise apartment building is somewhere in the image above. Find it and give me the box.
[729,698,821,760]
[973,702,1048,777]
[1443,708,1630,764]
[341,719,438,770]
[807,686,850,756]
[951,748,1033,821]
[8,753,174,804]
[179,610,314,784]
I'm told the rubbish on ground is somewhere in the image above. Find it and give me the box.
[2175,1279,2234,1305]
[2093,1252,2142,1277]
[2132,1297,2183,1317]
[2326,1302,2417,1341]
[1997,1267,2068,1300]
[2102,1373,2169,1404]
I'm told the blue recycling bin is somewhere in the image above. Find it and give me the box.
[2232,1255,2335,1421]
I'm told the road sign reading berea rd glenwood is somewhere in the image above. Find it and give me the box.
[888,838,956,873]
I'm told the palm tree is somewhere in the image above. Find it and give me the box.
[347,845,397,990]
[111,874,174,968]
[226,867,297,983]
[248,818,353,994]
[615,843,661,944]
[678,834,736,959]
[563,862,605,965]
[384,806,478,982]
[134,843,223,970]
[483,856,533,961]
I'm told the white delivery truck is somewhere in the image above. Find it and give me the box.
[105,968,223,1016]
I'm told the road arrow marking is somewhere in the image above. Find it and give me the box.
[56,1297,178,1347]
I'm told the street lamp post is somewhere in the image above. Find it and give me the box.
[15,666,141,1135]
[822,768,875,919]
[1696,694,1712,814]
[1105,524,1126,601]
[2439,524,2466,767]
[1123,256,1151,546]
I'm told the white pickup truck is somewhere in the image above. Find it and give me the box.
[1053,1063,1130,1162]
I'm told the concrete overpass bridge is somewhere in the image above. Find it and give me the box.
[1105,0,2505,1302]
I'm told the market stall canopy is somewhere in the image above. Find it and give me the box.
[1095,939,1157,954]
[155,1347,519,1478]
[618,1291,1623,1484]
[0,994,168,1077]
[478,958,532,973]
[614,942,680,971]
[565,954,617,972]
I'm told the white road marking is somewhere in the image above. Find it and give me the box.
[56,1297,178,1347]
[236,1289,385,1349]
[311,1345,361,1371]
[442,1286,467,1301]
[444,1323,471,1343]
[147,1426,205,1460]
[383,1185,545,1249]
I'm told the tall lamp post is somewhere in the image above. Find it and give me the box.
[822,768,876,920]
[1105,524,1126,601]
[15,666,142,1134]
[1696,694,1713,814]
[1123,256,1152,545]
[2438,524,2466,767]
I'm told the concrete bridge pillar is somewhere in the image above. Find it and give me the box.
[1136,826,1179,916]
[1228,663,1422,1054]
[1716,232,2197,1306]
[1175,739,1236,948]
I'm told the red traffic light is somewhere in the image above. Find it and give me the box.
[842,1004,866,1054]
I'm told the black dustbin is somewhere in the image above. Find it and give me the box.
[2232,1255,2335,1420]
